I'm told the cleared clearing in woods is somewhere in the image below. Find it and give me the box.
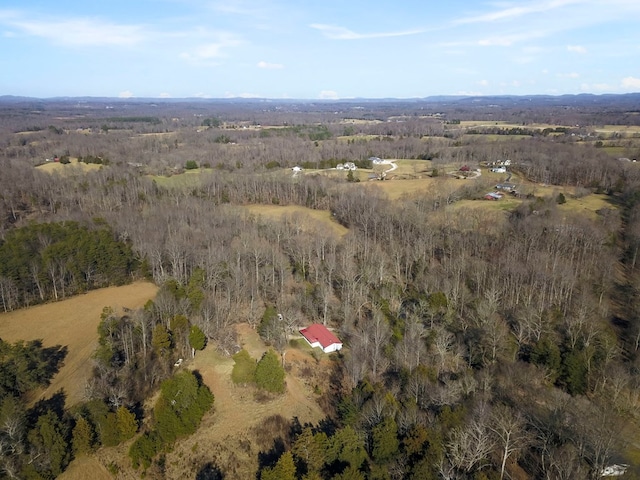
[35,157,103,173]
[242,204,349,237]
[0,281,158,406]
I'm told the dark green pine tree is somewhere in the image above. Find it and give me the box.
[255,349,285,393]
[27,410,71,477]
[189,325,207,357]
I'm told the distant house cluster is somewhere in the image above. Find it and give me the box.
[496,183,516,191]
[488,159,511,167]
[336,162,357,171]
[485,183,517,200]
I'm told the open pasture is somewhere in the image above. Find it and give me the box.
[36,157,103,173]
[242,204,349,237]
[0,281,158,406]
[594,125,640,137]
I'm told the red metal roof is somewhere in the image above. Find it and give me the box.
[299,324,341,348]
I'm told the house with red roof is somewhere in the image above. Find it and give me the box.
[299,324,343,353]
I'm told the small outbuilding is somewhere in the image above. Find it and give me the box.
[496,182,516,191]
[484,192,503,200]
[299,324,343,353]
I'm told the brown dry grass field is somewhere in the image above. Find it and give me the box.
[0,281,158,406]
[242,204,349,237]
[62,323,333,480]
[457,120,571,130]
[36,157,103,173]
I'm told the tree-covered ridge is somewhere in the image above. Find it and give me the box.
[0,221,138,310]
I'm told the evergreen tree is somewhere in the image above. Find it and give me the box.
[27,410,71,477]
[189,325,207,357]
[100,412,121,447]
[154,371,214,443]
[72,416,95,455]
[152,324,172,357]
[129,431,161,469]
[328,426,368,471]
[371,417,399,463]
[116,406,138,441]
[261,451,296,480]
[292,427,328,474]
[255,349,285,394]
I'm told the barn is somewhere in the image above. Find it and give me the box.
[299,324,343,353]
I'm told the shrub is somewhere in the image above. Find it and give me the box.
[231,349,257,385]
[129,431,162,469]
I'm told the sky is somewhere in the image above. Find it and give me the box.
[1,0,640,99]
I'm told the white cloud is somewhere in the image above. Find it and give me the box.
[119,90,134,98]
[319,90,339,99]
[8,16,146,47]
[557,72,580,78]
[478,80,489,86]
[224,91,261,98]
[159,92,171,98]
[310,23,423,40]
[257,60,283,69]
[621,76,640,90]
[567,45,587,54]
[180,34,242,65]
[210,0,272,18]
[456,0,583,25]
[443,30,545,48]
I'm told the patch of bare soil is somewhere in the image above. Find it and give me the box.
[0,281,158,406]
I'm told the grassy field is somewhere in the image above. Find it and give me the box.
[557,192,616,219]
[594,125,640,136]
[364,178,430,199]
[462,133,532,142]
[242,204,349,237]
[457,121,570,130]
[36,157,103,173]
[0,281,158,406]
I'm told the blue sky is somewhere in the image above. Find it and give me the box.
[1,0,639,99]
